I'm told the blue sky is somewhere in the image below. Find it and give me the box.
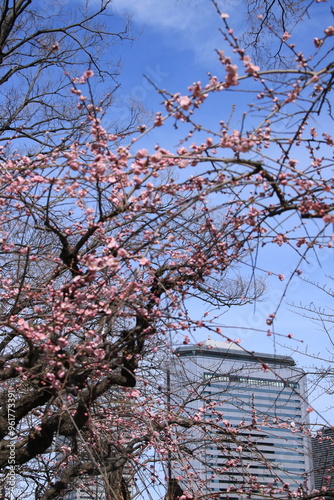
[107,0,334,420]
[109,0,243,138]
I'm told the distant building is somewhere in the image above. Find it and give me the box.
[312,427,334,495]
[64,481,106,500]
[170,340,314,499]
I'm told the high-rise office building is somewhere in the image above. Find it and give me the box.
[170,340,313,499]
[312,427,334,495]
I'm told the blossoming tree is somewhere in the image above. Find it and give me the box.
[0,0,138,151]
[0,0,333,499]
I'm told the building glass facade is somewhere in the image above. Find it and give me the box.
[171,340,313,499]
[312,427,334,494]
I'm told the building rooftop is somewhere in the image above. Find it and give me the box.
[175,339,296,366]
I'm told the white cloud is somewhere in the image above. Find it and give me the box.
[111,0,234,65]
[112,0,207,31]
